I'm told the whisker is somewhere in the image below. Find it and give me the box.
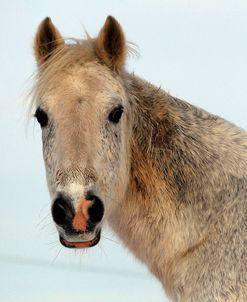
[38,221,53,231]
[36,213,50,227]
[49,230,57,235]
[48,244,60,251]
[38,203,50,217]
[50,246,63,265]
[102,235,119,245]
[46,240,59,246]
[99,243,108,259]
[79,250,83,269]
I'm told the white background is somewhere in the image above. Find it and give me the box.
[0,1,247,301]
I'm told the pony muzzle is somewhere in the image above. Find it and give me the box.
[51,192,104,248]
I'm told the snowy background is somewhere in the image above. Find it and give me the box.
[1,1,247,301]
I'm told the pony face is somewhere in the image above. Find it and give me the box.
[33,17,131,248]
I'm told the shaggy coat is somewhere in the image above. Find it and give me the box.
[32,16,247,301]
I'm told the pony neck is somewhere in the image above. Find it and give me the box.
[109,73,192,292]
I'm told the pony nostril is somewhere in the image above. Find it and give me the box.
[52,194,74,227]
[86,194,104,224]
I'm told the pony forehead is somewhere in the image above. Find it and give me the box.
[36,40,101,90]
[32,40,126,109]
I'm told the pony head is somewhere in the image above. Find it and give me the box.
[33,16,132,248]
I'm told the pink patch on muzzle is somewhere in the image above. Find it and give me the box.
[72,198,91,232]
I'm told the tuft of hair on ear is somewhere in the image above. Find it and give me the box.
[34,17,64,65]
[96,16,127,72]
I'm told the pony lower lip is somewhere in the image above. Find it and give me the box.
[62,238,93,248]
[59,231,101,249]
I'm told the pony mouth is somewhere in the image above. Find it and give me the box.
[59,231,101,249]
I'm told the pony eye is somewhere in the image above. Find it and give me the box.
[34,107,48,128]
[108,105,124,123]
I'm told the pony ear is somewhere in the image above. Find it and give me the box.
[34,17,64,65]
[96,16,126,72]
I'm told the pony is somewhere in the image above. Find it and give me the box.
[31,16,247,301]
